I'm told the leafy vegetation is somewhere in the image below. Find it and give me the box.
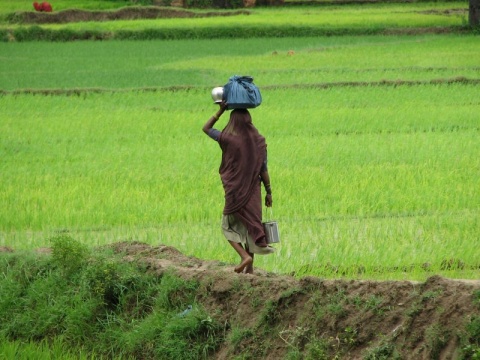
[0,236,223,359]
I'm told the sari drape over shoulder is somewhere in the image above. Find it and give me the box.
[218,110,266,244]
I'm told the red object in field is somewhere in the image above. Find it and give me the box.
[41,2,53,12]
[33,1,53,12]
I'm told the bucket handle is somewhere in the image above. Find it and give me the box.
[264,207,274,221]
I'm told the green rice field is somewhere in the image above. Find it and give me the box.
[1,6,479,280]
[0,1,471,40]
[24,3,468,32]
[2,35,479,90]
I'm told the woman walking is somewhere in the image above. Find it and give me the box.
[202,101,274,274]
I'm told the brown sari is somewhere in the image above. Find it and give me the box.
[218,109,267,244]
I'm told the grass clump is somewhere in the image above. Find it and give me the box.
[364,341,401,360]
[462,316,480,359]
[0,236,223,359]
[459,291,480,359]
[51,234,89,276]
[0,336,100,360]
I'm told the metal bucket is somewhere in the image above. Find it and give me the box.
[263,221,280,244]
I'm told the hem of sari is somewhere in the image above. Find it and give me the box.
[221,214,275,255]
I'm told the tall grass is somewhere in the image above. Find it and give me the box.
[1,82,478,280]
[0,337,103,360]
[0,236,222,358]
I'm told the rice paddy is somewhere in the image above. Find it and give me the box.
[0,4,478,280]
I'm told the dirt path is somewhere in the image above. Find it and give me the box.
[108,242,480,359]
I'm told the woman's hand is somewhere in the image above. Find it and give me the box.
[218,101,227,114]
[265,194,273,207]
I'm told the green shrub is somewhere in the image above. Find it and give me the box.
[0,238,222,358]
[50,234,89,277]
[461,315,480,360]
[466,316,480,345]
[155,308,223,359]
[156,271,200,310]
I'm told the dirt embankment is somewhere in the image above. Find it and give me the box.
[2,241,479,358]
[110,242,480,359]
[7,7,250,24]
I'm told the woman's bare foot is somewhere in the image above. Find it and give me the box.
[244,263,254,274]
[234,256,253,273]
[244,251,254,274]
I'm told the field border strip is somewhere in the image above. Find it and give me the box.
[1,77,479,96]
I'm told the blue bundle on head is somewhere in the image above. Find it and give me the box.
[223,75,262,110]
